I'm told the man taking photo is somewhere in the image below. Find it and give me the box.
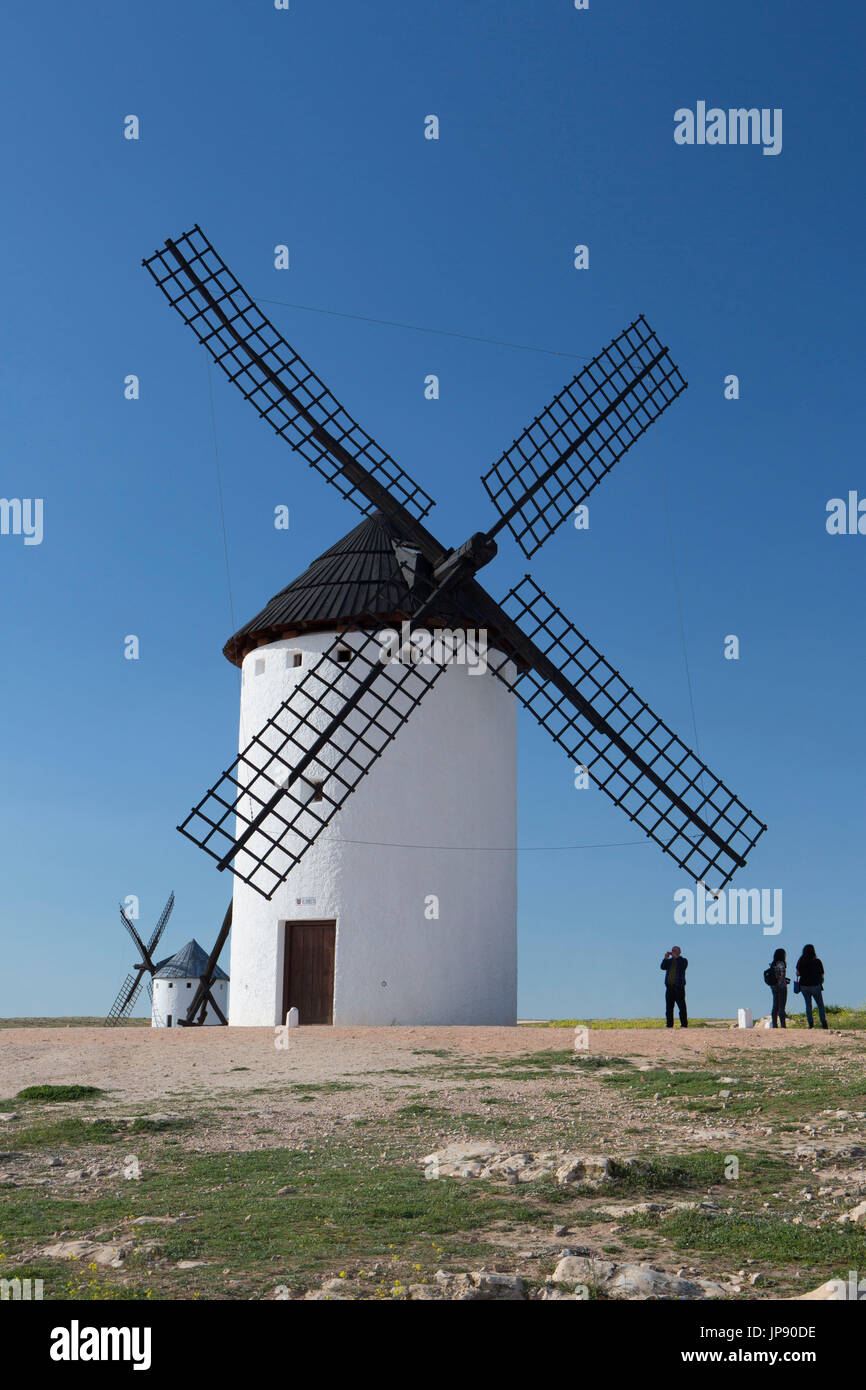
[661,946,688,1028]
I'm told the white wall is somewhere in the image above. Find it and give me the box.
[151,976,229,1027]
[229,631,517,1026]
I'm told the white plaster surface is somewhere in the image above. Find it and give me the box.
[151,976,229,1028]
[229,632,517,1026]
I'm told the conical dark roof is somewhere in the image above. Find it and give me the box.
[154,939,229,981]
[223,512,479,666]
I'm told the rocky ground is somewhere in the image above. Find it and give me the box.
[1,1024,865,1300]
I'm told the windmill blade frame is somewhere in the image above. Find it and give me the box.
[482,315,687,558]
[487,576,766,891]
[145,224,766,905]
[107,892,176,1025]
[142,226,437,528]
[177,567,475,899]
[146,890,175,957]
[118,905,150,962]
[179,901,233,1027]
[106,971,146,1026]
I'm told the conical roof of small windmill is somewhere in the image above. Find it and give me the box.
[153,939,229,981]
[223,511,479,667]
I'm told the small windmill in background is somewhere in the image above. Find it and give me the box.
[104,892,174,1026]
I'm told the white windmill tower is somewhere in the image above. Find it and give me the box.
[223,512,517,1026]
[145,227,766,1029]
[151,940,230,1028]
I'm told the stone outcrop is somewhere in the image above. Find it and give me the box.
[420,1142,615,1186]
[552,1255,727,1300]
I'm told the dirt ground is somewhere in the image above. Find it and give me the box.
[3,1023,864,1301]
[0,1022,836,1103]
[0,1023,855,1160]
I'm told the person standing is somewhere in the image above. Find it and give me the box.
[795,944,828,1029]
[764,948,789,1028]
[661,946,688,1028]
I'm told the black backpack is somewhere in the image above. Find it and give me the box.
[763,965,776,987]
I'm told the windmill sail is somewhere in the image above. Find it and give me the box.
[146,890,175,956]
[178,579,453,900]
[145,226,766,902]
[106,892,176,1025]
[119,904,149,957]
[106,972,145,1026]
[180,901,233,1028]
[489,576,766,891]
[482,315,687,558]
[143,226,436,525]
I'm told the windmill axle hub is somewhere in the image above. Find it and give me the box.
[433,531,498,589]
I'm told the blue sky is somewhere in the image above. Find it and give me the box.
[1,0,863,1020]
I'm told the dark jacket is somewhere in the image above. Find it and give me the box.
[796,955,824,987]
[661,955,688,988]
[766,960,789,988]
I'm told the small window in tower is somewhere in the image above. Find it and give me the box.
[168,982,173,989]
[336,645,351,664]
[187,982,192,988]
[254,657,266,677]
[286,650,303,669]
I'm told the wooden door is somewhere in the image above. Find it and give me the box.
[282,920,336,1025]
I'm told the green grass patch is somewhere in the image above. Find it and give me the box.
[393,1103,535,1142]
[396,1103,450,1121]
[16,1085,103,1103]
[602,1055,866,1123]
[612,1150,789,1192]
[522,1009,866,1029]
[572,1055,633,1071]
[661,1208,866,1271]
[11,1115,194,1149]
[520,1150,786,1205]
[781,1006,866,1030]
[0,1018,150,1029]
[421,1048,579,1084]
[0,1144,539,1296]
[7,1262,155,1301]
[525,1018,715,1030]
[605,1067,761,1112]
[609,1068,746,1097]
[286,1081,360,1095]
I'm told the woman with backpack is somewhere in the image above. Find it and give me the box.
[795,944,828,1029]
[764,948,790,1028]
